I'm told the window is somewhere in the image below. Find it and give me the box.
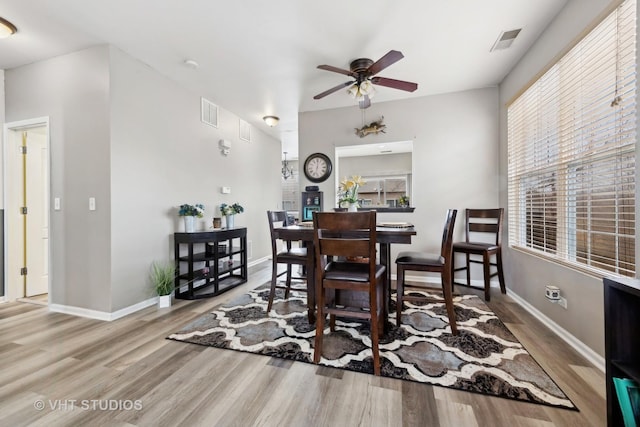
[359,175,409,207]
[507,0,636,277]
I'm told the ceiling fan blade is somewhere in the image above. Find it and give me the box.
[359,95,371,109]
[371,76,418,92]
[313,81,354,99]
[317,64,355,77]
[367,50,404,76]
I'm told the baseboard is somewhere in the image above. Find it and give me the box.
[506,288,605,373]
[49,297,158,322]
[48,258,269,321]
[249,255,270,268]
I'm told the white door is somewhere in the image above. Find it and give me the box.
[4,122,50,299]
[25,129,49,296]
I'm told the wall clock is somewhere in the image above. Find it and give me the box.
[303,152,332,183]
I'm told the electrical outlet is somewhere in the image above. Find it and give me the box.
[558,296,568,309]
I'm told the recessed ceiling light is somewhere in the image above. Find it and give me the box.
[0,17,17,39]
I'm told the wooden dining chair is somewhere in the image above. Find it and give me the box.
[266,211,310,313]
[312,211,386,375]
[451,208,506,301]
[395,209,459,335]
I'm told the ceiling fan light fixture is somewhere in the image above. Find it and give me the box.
[263,115,279,127]
[0,17,17,38]
[348,81,376,100]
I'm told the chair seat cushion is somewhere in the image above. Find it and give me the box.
[323,261,385,282]
[453,242,499,252]
[395,251,444,267]
[276,247,307,261]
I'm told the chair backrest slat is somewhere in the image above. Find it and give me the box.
[464,208,504,245]
[313,211,377,274]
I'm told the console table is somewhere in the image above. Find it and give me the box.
[174,227,248,299]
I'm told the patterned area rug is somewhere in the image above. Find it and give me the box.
[168,283,576,410]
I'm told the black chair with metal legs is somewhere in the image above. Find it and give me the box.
[266,211,310,313]
[395,209,458,335]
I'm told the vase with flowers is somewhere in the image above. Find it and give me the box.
[220,202,244,228]
[179,203,204,232]
[338,175,365,212]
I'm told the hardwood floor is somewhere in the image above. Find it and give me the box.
[0,262,605,426]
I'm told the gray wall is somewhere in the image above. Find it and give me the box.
[498,0,623,357]
[4,45,282,313]
[299,87,500,269]
[5,46,112,311]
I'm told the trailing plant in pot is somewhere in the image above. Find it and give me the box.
[151,261,175,308]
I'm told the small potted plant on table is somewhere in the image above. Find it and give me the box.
[219,202,244,228]
[179,203,204,232]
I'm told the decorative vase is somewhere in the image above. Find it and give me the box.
[158,294,172,308]
[183,215,195,232]
[348,203,358,212]
[226,214,235,229]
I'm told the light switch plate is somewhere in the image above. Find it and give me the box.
[54,197,61,210]
[221,187,231,194]
[89,197,96,211]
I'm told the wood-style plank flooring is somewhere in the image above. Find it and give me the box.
[0,262,605,426]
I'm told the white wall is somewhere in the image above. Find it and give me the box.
[499,0,621,357]
[4,45,283,314]
[108,46,281,311]
[299,87,500,270]
[5,46,112,311]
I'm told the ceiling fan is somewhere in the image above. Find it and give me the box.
[313,50,418,109]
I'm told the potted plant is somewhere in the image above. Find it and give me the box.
[219,203,244,228]
[399,195,410,208]
[151,261,175,308]
[178,203,204,232]
[338,175,366,211]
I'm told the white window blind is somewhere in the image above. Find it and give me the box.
[507,0,636,277]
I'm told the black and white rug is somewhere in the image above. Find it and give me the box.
[168,283,576,410]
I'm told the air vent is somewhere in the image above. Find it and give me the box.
[490,28,521,52]
[201,97,218,128]
[239,119,251,142]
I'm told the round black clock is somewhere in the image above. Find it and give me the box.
[303,152,332,183]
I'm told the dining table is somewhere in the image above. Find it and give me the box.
[274,223,417,328]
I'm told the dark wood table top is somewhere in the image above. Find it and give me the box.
[276,225,416,243]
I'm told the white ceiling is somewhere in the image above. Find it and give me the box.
[0,0,567,159]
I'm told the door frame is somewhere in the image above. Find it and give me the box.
[2,116,51,303]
